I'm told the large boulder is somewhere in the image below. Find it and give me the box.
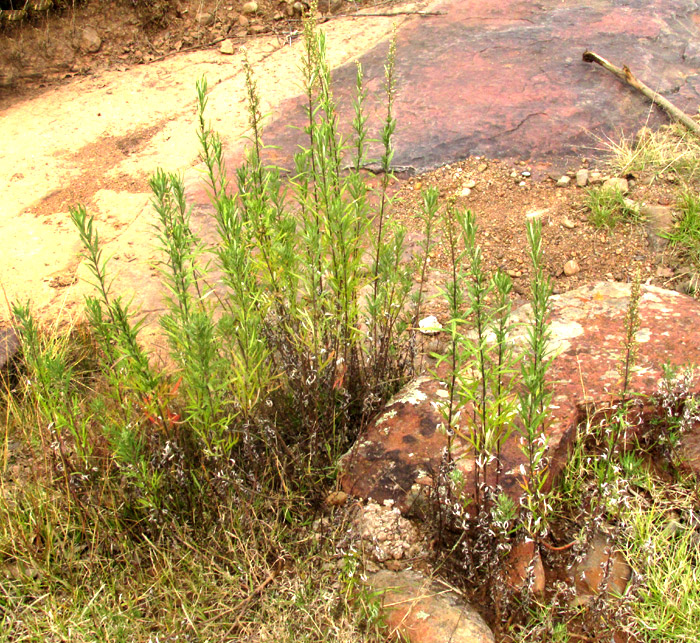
[341,283,700,511]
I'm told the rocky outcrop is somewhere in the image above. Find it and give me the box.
[341,283,700,510]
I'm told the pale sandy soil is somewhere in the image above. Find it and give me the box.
[0,1,431,353]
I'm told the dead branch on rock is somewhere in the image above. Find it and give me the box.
[583,50,700,137]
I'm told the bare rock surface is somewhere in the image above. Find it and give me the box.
[223,0,700,178]
[341,283,700,510]
[368,569,495,643]
[642,204,675,252]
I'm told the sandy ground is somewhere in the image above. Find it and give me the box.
[0,2,431,350]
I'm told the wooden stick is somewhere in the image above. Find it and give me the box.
[582,50,700,137]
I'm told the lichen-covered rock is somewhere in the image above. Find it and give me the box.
[368,569,495,643]
[341,283,700,511]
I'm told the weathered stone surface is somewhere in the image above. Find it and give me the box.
[572,533,631,606]
[219,39,235,55]
[318,0,343,13]
[603,177,629,194]
[506,540,546,596]
[195,11,215,26]
[0,327,20,371]
[78,27,102,54]
[368,569,495,643]
[355,501,425,564]
[576,168,589,187]
[642,204,675,252]
[563,259,580,276]
[341,283,700,510]
[241,1,258,15]
[678,419,700,478]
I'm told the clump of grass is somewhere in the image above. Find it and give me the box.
[663,189,700,272]
[606,122,700,181]
[622,482,700,642]
[586,185,640,229]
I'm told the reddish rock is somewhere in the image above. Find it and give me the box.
[506,540,546,596]
[572,533,631,606]
[368,569,495,643]
[341,283,700,510]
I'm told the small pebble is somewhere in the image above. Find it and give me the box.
[557,175,571,187]
[564,259,580,276]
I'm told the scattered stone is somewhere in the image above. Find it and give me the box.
[562,217,576,229]
[510,170,519,179]
[521,170,531,178]
[78,27,102,54]
[238,14,250,27]
[368,569,495,643]
[465,179,477,189]
[556,175,571,187]
[603,177,629,194]
[219,39,235,55]
[623,197,640,214]
[575,168,589,187]
[478,163,488,172]
[518,180,527,187]
[325,490,348,507]
[642,204,674,253]
[418,315,442,335]
[241,1,258,14]
[249,23,266,34]
[656,266,674,279]
[506,541,546,596]
[273,11,284,20]
[589,170,603,184]
[572,533,631,606]
[563,259,580,276]
[195,11,214,26]
[0,327,20,372]
[458,186,472,197]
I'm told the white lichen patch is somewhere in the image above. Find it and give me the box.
[391,376,431,405]
[375,409,397,426]
[547,319,585,355]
